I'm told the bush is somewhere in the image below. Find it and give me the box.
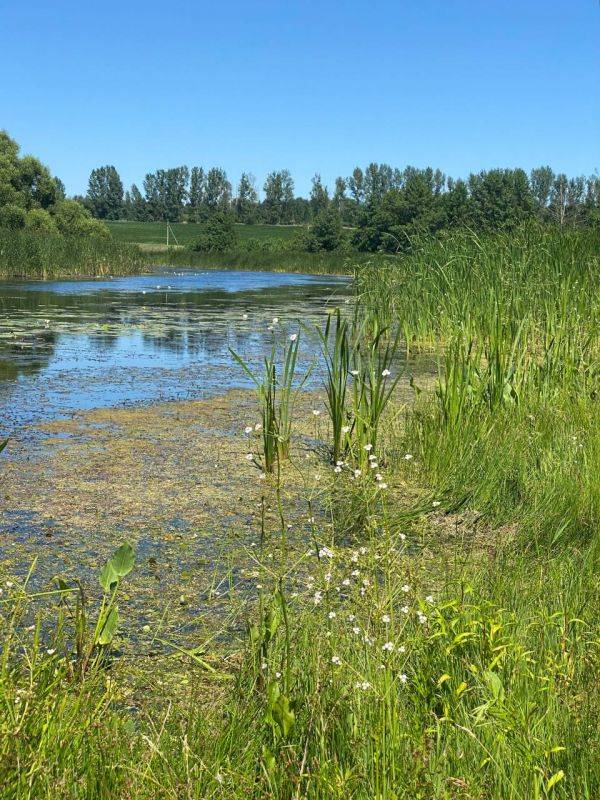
[295,207,345,252]
[0,203,26,230]
[25,208,58,234]
[53,199,110,238]
[189,211,239,252]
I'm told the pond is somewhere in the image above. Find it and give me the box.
[0,268,352,436]
[0,267,435,649]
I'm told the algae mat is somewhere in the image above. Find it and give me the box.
[0,391,325,648]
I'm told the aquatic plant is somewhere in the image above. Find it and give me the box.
[231,330,308,472]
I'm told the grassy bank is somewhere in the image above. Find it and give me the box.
[107,220,305,247]
[1,226,599,798]
[144,246,372,274]
[0,229,145,279]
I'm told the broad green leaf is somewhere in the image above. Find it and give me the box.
[99,560,119,592]
[110,544,135,578]
[99,544,134,591]
[271,693,295,738]
[96,606,119,645]
[483,670,505,702]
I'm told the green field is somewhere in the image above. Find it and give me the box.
[107,220,305,247]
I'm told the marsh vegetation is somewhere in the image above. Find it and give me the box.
[0,225,599,799]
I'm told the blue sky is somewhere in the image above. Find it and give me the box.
[1,0,598,197]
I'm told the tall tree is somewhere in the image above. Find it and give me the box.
[530,166,554,218]
[468,169,534,230]
[188,167,206,221]
[263,170,294,223]
[86,165,124,219]
[205,167,232,212]
[333,177,350,222]
[310,174,329,217]
[364,163,394,203]
[347,167,365,206]
[235,172,258,223]
[143,167,189,221]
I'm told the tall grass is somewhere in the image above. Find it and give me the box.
[231,332,307,472]
[0,229,144,279]
[1,224,599,799]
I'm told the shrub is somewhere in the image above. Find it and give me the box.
[24,208,58,234]
[53,199,110,238]
[0,203,26,230]
[299,207,344,251]
[190,211,239,252]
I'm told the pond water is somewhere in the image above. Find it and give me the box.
[0,268,352,436]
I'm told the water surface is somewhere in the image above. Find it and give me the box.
[0,268,352,435]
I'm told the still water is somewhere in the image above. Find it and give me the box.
[0,268,352,435]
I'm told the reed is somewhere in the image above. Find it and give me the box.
[0,229,144,279]
[231,332,307,472]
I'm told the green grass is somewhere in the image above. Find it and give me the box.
[1,225,599,799]
[107,220,305,247]
[145,246,363,274]
[0,228,144,279]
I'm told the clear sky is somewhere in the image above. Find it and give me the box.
[1,0,598,197]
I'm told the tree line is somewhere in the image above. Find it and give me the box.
[85,162,600,243]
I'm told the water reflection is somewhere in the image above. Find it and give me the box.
[0,268,352,432]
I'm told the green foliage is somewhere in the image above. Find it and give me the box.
[302,206,344,251]
[231,332,306,472]
[24,207,58,234]
[0,202,26,230]
[0,227,143,278]
[190,211,239,252]
[53,199,110,238]
[86,165,124,219]
[0,129,62,211]
[468,167,535,230]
